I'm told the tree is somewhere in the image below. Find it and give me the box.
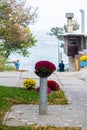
[49,27,64,41]
[0,0,38,58]
[49,19,80,41]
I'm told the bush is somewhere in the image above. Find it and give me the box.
[0,58,6,71]
[0,58,15,71]
[23,78,36,90]
[47,80,60,91]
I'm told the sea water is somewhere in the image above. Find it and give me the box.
[8,30,68,71]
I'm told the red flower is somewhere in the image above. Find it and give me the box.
[36,86,51,94]
[35,60,56,72]
[47,80,60,91]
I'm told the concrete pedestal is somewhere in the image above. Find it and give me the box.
[39,77,47,115]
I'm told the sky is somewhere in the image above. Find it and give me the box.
[27,0,87,32]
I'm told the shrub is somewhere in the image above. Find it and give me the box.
[0,58,15,71]
[47,80,60,91]
[23,78,36,90]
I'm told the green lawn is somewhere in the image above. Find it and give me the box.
[0,86,81,130]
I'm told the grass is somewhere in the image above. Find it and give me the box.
[0,125,82,130]
[0,86,81,130]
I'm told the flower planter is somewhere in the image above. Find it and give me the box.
[34,60,56,78]
[35,70,52,77]
[80,61,87,67]
[34,60,56,115]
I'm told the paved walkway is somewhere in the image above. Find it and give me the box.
[1,69,87,130]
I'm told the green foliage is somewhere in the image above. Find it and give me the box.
[0,0,38,58]
[4,64,15,71]
[49,27,64,40]
[0,58,6,71]
[49,19,80,41]
[0,58,15,71]
[72,19,80,30]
